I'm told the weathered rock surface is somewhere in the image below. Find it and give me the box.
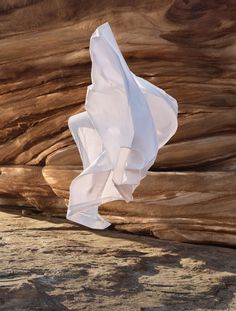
[1,164,235,246]
[0,0,235,246]
[42,166,236,247]
[1,211,236,311]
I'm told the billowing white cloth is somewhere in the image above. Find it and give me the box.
[67,22,178,229]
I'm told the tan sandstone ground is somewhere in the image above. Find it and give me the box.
[0,210,236,311]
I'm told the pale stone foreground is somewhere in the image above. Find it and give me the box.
[1,211,236,311]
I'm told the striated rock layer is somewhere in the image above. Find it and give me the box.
[0,0,235,246]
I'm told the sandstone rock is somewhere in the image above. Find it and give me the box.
[42,166,236,246]
[1,211,236,311]
[0,165,65,213]
[0,0,235,246]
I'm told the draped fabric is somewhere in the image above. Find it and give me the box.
[66,22,178,229]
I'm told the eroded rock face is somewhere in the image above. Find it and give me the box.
[1,211,236,311]
[41,166,236,246]
[0,0,235,246]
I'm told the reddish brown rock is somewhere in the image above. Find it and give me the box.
[0,0,235,246]
[41,166,236,246]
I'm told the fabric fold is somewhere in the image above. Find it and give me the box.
[66,22,178,229]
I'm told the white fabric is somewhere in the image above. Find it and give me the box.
[66,22,178,229]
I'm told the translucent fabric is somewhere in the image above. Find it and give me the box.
[66,22,178,229]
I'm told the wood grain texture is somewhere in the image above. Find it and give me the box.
[0,0,235,246]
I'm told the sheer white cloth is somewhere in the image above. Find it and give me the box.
[66,22,178,229]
